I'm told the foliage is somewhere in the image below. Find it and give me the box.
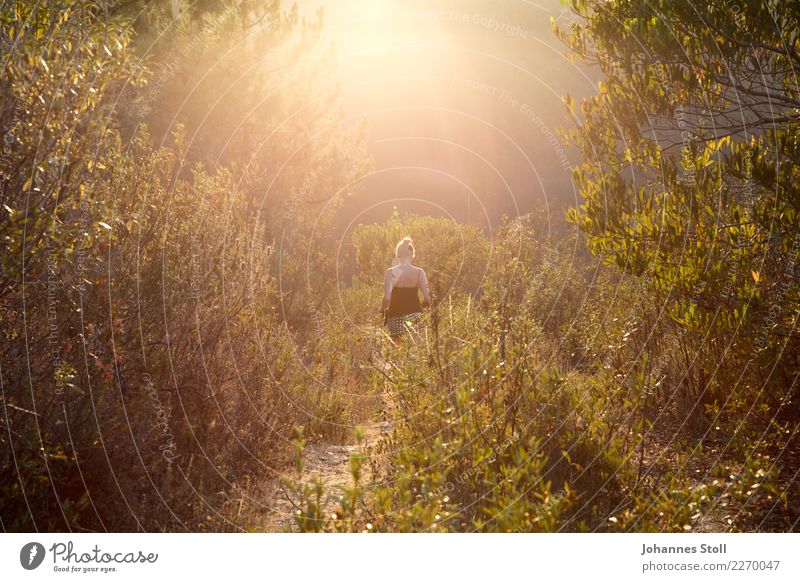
[286,216,796,532]
[0,0,369,531]
[554,0,800,423]
[2,0,797,534]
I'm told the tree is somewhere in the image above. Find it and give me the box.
[556,0,800,404]
[0,0,369,531]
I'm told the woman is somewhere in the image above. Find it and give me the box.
[382,237,431,339]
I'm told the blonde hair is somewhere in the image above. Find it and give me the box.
[395,236,415,260]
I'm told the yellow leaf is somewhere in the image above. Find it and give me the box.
[751,270,761,283]
[22,178,32,191]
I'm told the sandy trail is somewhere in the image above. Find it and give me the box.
[261,357,403,531]
[262,422,386,531]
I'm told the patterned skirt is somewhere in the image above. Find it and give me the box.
[386,311,422,337]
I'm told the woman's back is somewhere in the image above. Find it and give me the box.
[386,266,423,317]
[382,237,431,338]
[388,264,424,288]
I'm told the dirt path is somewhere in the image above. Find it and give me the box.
[262,422,385,531]
[260,357,399,531]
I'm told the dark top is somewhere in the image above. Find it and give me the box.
[387,286,422,318]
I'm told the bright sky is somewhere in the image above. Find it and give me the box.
[295,0,598,228]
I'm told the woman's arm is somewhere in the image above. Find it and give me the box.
[381,269,393,311]
[419,268,431,307]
